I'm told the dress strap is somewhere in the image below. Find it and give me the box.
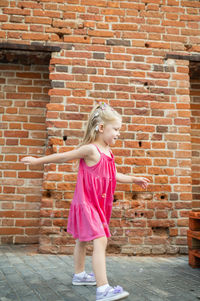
[92,144,102,154]
[93,144,113,158]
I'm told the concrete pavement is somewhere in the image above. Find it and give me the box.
[0,245,200,301]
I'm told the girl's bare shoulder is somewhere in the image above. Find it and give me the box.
[77,143,96,158]
[82,143,100,166]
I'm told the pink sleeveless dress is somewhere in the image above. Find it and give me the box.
[67,144,116,241]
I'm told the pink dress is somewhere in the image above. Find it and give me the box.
[67,144,116,241]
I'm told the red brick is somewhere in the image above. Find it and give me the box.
[106,53,132,61]
[15,220,39,227]
[88,30,114,37]
[64,36,91,43]
[3,7,31,15]
[0,210,25,218]
[101,8,125,15]
[48,89,71,96]
[112,23,138,31]
[4,131,28,138]
[2,24,28,30]
[0,228,24,235]
[18,172,43,179]
[6,108,17,114]
[46,174,63,181]
[25,16,52,24]
[22,33,49,40]
[0,12,8,19]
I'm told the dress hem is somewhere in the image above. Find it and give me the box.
[67,230,110,242]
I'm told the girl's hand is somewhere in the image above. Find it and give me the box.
[134,177,150,190]
[21,156,39,165]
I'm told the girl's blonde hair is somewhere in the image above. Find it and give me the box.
[73,102,121,170]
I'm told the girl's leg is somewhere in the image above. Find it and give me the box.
[74,239,87,273]
[92,236,108,287]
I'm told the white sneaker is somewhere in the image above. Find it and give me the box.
[96,285,129,301]
[72,272,96,286]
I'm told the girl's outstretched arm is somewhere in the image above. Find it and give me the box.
[116,172,150,190]
[21,144,94,166]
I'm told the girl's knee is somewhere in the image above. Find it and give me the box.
[93,236,107,249]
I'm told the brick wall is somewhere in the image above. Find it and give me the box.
[1,0,200,255]
[190,63,200,210]
[0,52,51,244]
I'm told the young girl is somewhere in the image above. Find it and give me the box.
[21,102,149,301]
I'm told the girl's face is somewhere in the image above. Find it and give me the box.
[101,119,121,145]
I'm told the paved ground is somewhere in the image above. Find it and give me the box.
[0,245,200,301]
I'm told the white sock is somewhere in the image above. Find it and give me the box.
[97,284,110,293]
[75,271,86,277]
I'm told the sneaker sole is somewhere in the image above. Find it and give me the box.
[96,291,129,301]
[72,281,97,286]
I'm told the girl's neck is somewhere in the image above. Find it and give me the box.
[93,139,109,151]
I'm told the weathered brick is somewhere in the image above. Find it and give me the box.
[106,39,131,46]
[25,16,52,25]
[93,52,105,59]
